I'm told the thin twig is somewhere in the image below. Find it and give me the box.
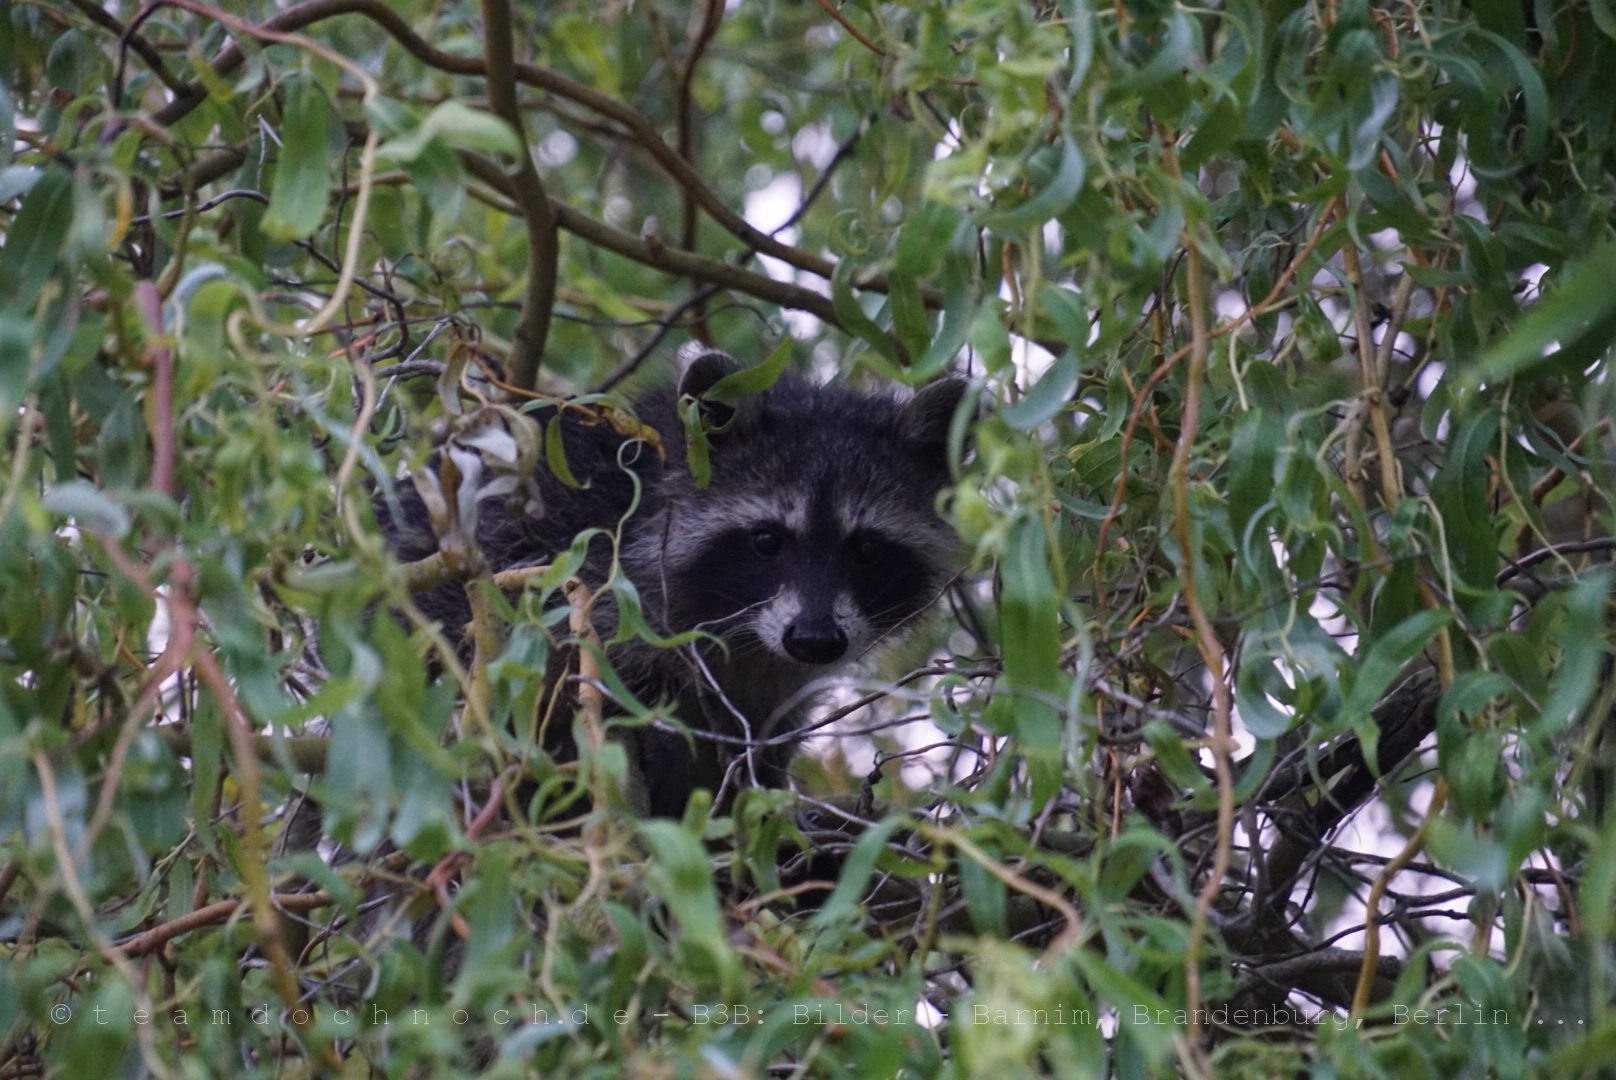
[1093,195,1340,612]
[1173,234,1236,1059]
[1351,779,1448,1016]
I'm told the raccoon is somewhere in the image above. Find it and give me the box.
[386,351,967,817]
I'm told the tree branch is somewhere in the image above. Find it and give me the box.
[676,0,726,252]
[60,0,188,98]
[478,0,556,391]
[149,0,925,303]
[462,154,842,327]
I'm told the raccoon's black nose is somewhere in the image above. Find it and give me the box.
[783,619,848,664]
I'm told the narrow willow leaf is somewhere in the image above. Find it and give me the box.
[913,258,977,380]
[544,415,581,488]
[889,270,931,363]
[1143,721,1211,798]
[376,101,523,163]
[1594,0,1616,41]
[1473,30,1549,161]
[1236,656,1296,738]
[1535,569,1612,735]
[976,132,1085,232]
[810,816,902,928]
[260,76,332,242]
[959,844,1009,935]
[1039,282,1090,347]
[998,518,1066,803]
[0,163,71,313]
[42,481,129,537]
[1340,609,1453,773]
[1429,411,1500,590]
[831,257,904,367]
[681,397,711,489]
[1583,811,1616,941]
[1462,242,1616,392]
[998,348,1079,429]
[703,335,791,403]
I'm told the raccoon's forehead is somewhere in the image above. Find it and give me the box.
[679,487,938,535]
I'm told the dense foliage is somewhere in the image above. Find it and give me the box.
[3,0,1616,1076]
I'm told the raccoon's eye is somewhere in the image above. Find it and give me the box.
[751,526,784,557]
[851,535,883,564]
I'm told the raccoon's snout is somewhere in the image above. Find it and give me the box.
[782,617,848,665]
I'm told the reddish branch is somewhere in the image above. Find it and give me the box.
[425,774,506,941]
[90,535,325,1061]
[116,891,337,960]
[1093,195,1341,614]
[133,281,174,498]
[1174,238,1236,1053]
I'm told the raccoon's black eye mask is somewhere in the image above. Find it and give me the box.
[751,525,784,557]
[848,532,884,565]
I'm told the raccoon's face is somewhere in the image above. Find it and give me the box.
[672,488,955,668]
[648,354,967,673]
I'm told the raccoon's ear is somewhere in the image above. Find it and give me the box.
[900,377,971,461]
[677,349,748,428]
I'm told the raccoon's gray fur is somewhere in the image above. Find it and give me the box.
[386,352,966,816]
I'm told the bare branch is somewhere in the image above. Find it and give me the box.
[478,0,556,391]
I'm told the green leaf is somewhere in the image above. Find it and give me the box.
[999,349,1079,429]
[0,163,71,314]
[1226,408,1282,545]
[1143,721,1210,798]
[260,76,332,242]
[0,165,41,204]
[832,257,904,367]
[42,481,129,537]
[376,101,524,163]
[1072,950,1175,1067]
[681,397,711,489]
[1429,411,1500,590]
[976,132,1086,232]
[1535,569,1612,735]
[544,415,581,488]
[811,816,903,928]
[1593,0,1616,41]
[1461,243,1616,393]
[889,270,931,363]
[702,336,792,404]
[913,257,978,380]
[997,518,1067,803]
[959,843,1009,935]
[1181,95,1245,173]
[1583,811,1616,941]
[1339,609,1453,772]
[1235,656,1295,738]
[1472,30,1548,161]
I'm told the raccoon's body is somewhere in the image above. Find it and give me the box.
[387,353,966,816]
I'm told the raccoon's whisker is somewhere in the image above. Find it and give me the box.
[854,571,966,662]
[691,593,778,631]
